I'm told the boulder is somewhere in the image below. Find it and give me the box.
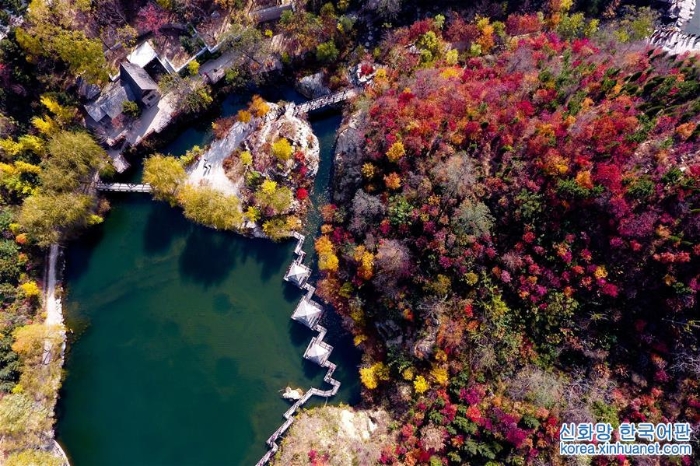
[296,72,331,99]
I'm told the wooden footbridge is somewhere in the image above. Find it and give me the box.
[255,232,342,466]
[95,182,152,193]
[291,88,359,116]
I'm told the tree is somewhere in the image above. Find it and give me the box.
[135,3,171,37]
[315,235,339,272]
[41,131,112,193]
[271,138,293,161]
[12,324,62,363]
[452,200,493,237]
[122,100,140,118]
[374,239,411,280]
[249,95,270,118]
[349,191,385,234]
[0,240,20,283]
[613,7,658,43]
[143,154,186,205]
[262,217,290,241]
[0,392,54,451]
[430,154,475,199]
[178,185,243,230]
[187,60,200,76]
[383,172,402,190]
[19,192,95,246]
[221,26,268,65]
[386,141,405,162]
[5,450,63,466]
[413,375,429,394]
[161,76,213,114]
[183,82,213,114]
[316,40,339,63]
[255,183,292,215]
[360,362,389,389]
[15,2,109,83]
[367,0,403,20]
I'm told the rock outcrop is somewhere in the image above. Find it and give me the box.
[332,110,366,205]
[296,72,332,99]
[272,407,396,466]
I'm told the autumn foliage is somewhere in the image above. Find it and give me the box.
[319,13,700,466]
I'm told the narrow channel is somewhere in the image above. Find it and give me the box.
[56,87,360,466]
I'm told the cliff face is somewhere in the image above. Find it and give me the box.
[272,406,396,466]
[332,110,366,205]
[296,72,332,100]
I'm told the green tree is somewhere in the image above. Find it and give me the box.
[417,31,440,56]
[15,0,108,83]
[161,76,213,114]
[41,131,112,193]
[19,192,94,246]
[262,217,289,241]
[143,154,186,205]
[452,200,493,237]
[0,240,20,283]
[0,334,20,393]
[122,101,140,118]
[614,7,658,43]
[0,393,52,451]
[316,40,339,63]
[255,183,292,215]
[6,450,63,466]
[178,185,243,230]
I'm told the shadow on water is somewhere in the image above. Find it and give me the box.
[248,237,293,284]
[282,280,303,303]
[178,228,238,287]
[58,84,361,466]
[302,357,326,380]
[63,225,105,283]
[287,318,313,347]
[142,201,190,255]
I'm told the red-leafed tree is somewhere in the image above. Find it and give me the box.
[136,3,171,38]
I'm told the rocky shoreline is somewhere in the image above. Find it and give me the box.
[649,0,700,53]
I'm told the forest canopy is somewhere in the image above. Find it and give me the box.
[317,11,700,465]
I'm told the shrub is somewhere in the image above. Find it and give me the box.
[316,41,339,63]
[122,100,140,118]
[271,138,293,161]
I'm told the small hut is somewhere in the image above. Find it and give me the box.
[303,337,332,366]
[291,297,324,329]
[284,260,311,288]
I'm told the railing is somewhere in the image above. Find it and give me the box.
[95,183,152,193]
[256,232,342,466]
[293,88,359,115]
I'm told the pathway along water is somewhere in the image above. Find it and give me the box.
[56,89,360,465]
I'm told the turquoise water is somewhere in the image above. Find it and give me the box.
[683,1,700,37]
[56,92,359,466]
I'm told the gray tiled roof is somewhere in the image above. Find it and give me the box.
[121,63,159,92]
[84,81,135,122]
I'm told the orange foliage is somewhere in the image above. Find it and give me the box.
[384,172,402,190]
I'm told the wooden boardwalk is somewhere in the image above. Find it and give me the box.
[257,232,342,466]
[96,182,152,193]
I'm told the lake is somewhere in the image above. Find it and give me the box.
[56,89,359,466]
